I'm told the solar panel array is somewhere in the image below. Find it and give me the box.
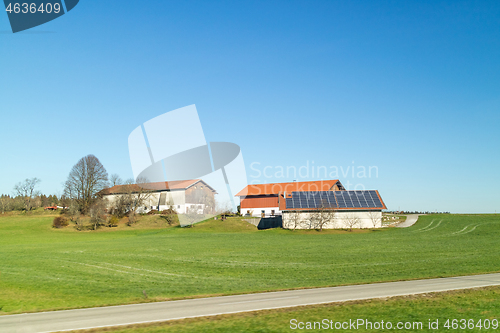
[285,190,383,210]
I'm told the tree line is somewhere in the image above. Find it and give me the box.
[1,154,150,225]
[4,153,228,230]
[0,192,61,213]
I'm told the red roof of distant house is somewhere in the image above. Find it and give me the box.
[235,180,343,197]
[101,179,215,195]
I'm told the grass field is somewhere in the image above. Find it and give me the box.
[0,213,499,315]
[75,286,500,332]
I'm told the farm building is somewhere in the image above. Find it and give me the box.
[101,179,216,214]
[235,179,345,217]
[281,190,387,229]
[235,180,387,229]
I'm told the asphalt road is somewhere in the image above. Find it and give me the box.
[2,273,500,333]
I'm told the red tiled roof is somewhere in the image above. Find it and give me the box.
[235,180,343,197]
[240,196,280,209]
[101,179,213,195]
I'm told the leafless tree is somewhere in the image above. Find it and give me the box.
[89,198,106,230]
[13,177,41,212]
[66,200,84,230]
[310,200,337,231]
[129,177,153,214]
[214,200,231,216]
[64,155,108,214]
[109,174,123,187]
[0,195,11,214]
[287,210,302,230]
[160,204,177,226]
[343,213,360,232]
[127,211,137,226]
[367,211,381,228]
[159,198,177,225]
[110,177,153,223]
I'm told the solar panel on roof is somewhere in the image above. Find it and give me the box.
[286,190,383,210]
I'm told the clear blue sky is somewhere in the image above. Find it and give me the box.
[1,1,499,213]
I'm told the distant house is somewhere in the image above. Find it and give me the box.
[235,179,387,229]
[101,179,216,214]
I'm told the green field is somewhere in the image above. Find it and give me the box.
[0,213,499,315]
[76,286,500,333]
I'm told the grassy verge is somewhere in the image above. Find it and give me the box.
[73,286,500,332]
[0,213,499,314]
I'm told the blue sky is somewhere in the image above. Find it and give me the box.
[1,0,499,213]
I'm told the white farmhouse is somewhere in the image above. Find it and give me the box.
[101,179,216,214]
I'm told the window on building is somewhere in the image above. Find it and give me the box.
[271,210,275,216]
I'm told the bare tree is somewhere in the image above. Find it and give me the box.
[109,174,123,187]
[67,201,80,221]
[129,177,153,214]
[89,198,106,230]
[64,155,108,214]
[13,178,41,212]
[214,200,231,216]
[323,209,338,230]
[367,211,381,228]
[110,177,153,224]
[310,200,337,231]
[287,210,302,230]
[160,200,177,226]
[343,213,360,232]
[0,195,11,214]
[165,199,178,224]
[67,200,84,230]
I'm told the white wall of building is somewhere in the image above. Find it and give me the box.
[241,207,280,217]
[282,210,382,229]
[104,190,187,214]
